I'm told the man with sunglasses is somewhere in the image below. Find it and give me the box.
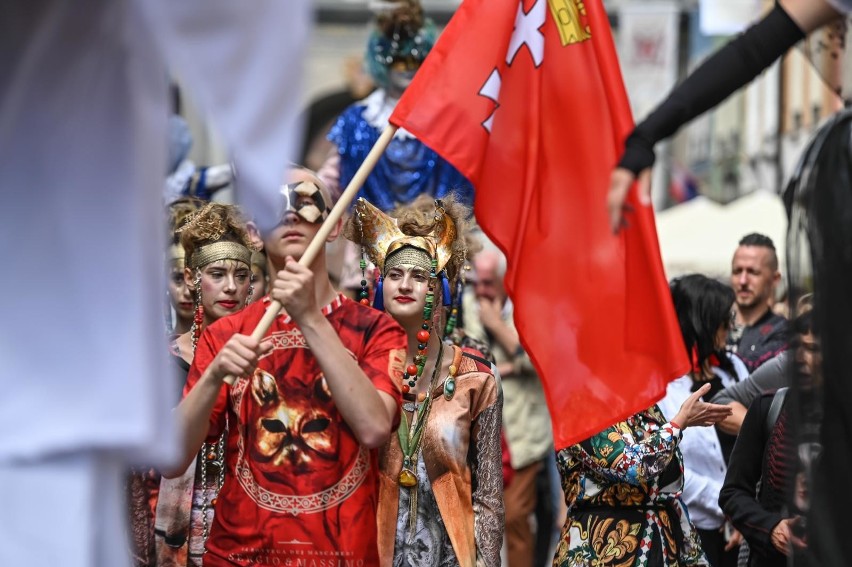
[167,168,407,567]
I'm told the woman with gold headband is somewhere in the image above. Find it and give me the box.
[165,197,206,337]
[154,203,256,567]
[345,194,504,567]
[128,197,207,567]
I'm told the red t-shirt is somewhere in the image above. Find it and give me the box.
[185,294,406,567]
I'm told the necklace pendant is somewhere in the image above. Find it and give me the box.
[403,402,419,412]
[443,376,456,400]
[398,468,418,488]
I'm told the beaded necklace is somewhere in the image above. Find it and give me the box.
[398,339,444,486]
[397,342,462,533]
[399,258,439,393]
[187,281,226,548]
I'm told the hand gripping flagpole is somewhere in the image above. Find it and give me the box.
[222,124,399,385]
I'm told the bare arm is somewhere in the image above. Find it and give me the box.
[717,401,749,436]
[713,351,790,435]
[164,334,270,478]
[488,320,519,358]
[298,312,397,448]
[274,257,397,448]
[166,368,224,477]
[781,0,843,31]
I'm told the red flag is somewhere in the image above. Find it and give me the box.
[390,0,689,449]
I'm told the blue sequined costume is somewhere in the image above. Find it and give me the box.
[328,95,474,211]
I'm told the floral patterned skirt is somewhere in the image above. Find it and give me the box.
[552,504,707,567]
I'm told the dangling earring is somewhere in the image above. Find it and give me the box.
[245,282,255,307]
[356,211,372,306]
[373,275,385,311]
[358,253,371,306]
[191,269,203,352]
[444,277,464,337]
[440,271,452,307]
[445,239,469,338]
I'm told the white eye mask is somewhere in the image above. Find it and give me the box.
[279,181,330,224]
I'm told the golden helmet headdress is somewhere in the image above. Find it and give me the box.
[353,197,457,276]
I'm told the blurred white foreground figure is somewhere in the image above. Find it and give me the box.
[0,1,310,566]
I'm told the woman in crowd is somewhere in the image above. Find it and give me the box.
[345,194,504,567]
[553,364,732,565]
[657,275,749,566]
[165,198,206,336]
[153,203,256,567]
[128,197,207,566]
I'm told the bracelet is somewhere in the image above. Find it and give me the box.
[669,419,682,430]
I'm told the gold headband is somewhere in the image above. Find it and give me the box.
[168,244,186,267]
[384,245,433,275]
[188,241,252,270]
[251,250,267,268]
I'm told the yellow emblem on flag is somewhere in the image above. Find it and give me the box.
[547,0,591,46]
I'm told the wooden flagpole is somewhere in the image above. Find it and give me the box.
[223,124,399,385]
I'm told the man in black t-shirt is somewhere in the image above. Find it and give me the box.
[727,233,790,372]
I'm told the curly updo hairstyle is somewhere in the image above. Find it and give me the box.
[178,203,256,263]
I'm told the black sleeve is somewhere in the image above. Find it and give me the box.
[719,395,785,556]
[617,2,805,175]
